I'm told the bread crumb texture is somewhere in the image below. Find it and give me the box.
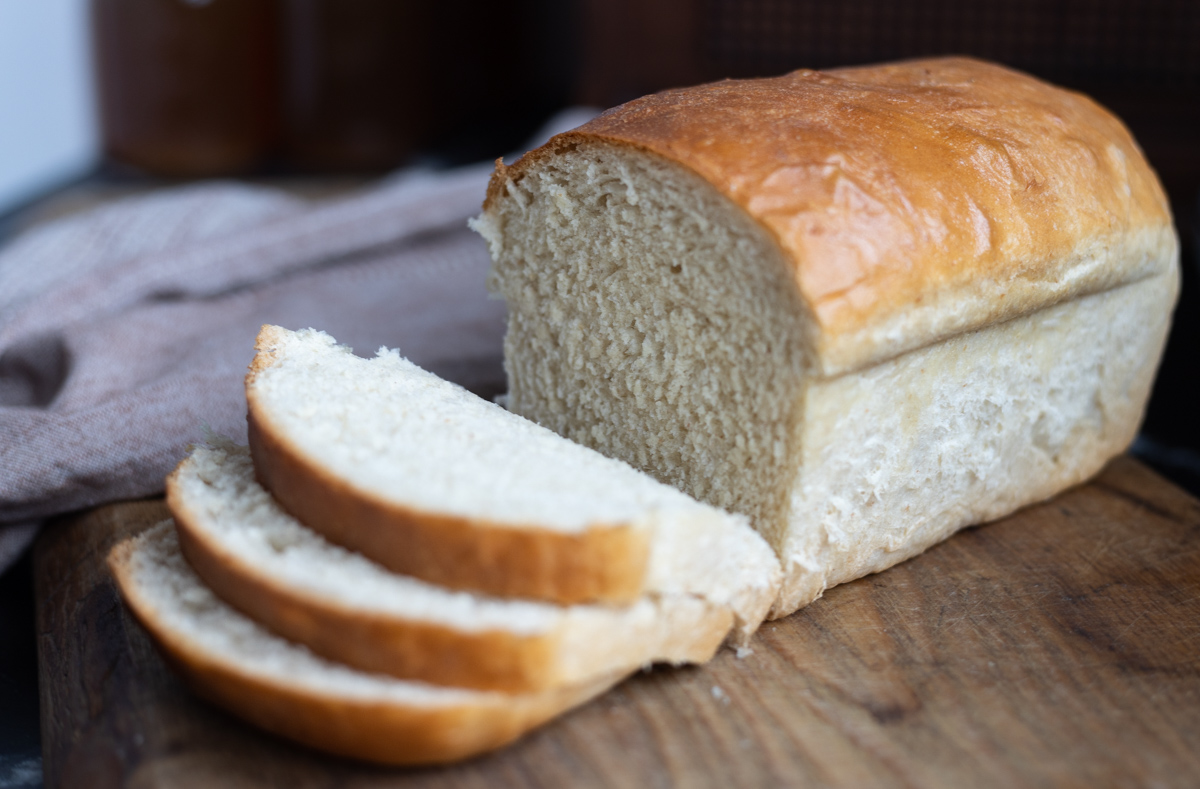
[125,524,486,704]
[176,440,558,635]
[252,327,720,532]
[474,145,808,547]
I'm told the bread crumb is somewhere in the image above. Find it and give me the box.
[711,685,729,704]
[736,646,754,659]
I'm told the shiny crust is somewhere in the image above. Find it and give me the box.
[486,57,1176,374]
[107,536,619,766]
[246,325,651,605]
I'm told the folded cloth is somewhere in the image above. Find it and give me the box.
[0,109,598,574]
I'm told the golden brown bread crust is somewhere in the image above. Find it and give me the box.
[107,536,619,766]
[245,325,651,605]
[486,57,1176,374]
[168,466,564,692]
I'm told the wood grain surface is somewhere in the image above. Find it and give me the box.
[35,456,1200,788]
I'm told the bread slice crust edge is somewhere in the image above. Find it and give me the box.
[107,528,622,766]
[167,468,559,691]
[167,450,735,692]
[245,324,651,605]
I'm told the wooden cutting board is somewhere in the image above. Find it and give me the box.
[34,456,1200,788]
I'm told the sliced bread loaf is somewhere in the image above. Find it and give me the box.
[168,438,751,692]
[473,57,1179,617]
[108,522,621,766]
[244,324,781,614]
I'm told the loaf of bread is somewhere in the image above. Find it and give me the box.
[246,324,780,624]
[473,57,1180,616]
[109,523,621,765]
[109,325,782,764]
[168,438,755,693]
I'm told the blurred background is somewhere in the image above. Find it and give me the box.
[1,2,1197,786]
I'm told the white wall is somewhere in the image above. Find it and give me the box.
[0,0,97,215]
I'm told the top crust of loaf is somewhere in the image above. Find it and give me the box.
[484,57,1177,374]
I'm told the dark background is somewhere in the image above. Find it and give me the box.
[2,1,1197,786]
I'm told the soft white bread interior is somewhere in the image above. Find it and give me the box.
[245,324,781,621]
[474,57,1180,617]
[107,523,621,766]
[168,438,754,692]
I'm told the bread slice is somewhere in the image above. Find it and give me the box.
[473,57,1179,617]
[244,324,781,616]
[168,438,749,692]
[108,522,622,766]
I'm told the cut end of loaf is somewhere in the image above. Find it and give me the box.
[477,140,811,552]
